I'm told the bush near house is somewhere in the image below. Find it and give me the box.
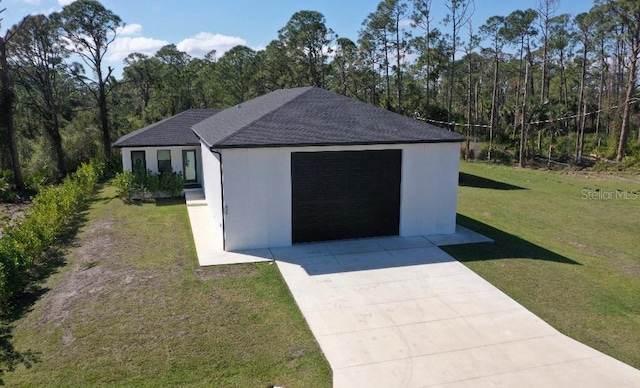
[0,160,104,304]
[113,170,184,202]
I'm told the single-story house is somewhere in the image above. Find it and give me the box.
[114,86,465,251]
[113,109,222,186]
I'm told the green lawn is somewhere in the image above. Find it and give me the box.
[5,164,639,385]
[4,185,331,387]
[446,162,640,369]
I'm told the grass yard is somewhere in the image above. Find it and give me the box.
[446,162,640,369]
[4,185,331,387]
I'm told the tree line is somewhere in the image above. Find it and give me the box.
[1,0,639,192]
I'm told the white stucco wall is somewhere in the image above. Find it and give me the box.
[212,143,460,252]
[120,146,203,184]
[219,148,292,251]
[200,143,224,248]
[400,142,459,236]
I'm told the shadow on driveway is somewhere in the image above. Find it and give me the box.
[271,238,458,276]
[267,214,579,276]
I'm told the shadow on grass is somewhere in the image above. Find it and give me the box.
[442,214,580,265]
[0,323,40,384]
[0,195,92,382]
[459,172,526,190]
[155,197,186,207]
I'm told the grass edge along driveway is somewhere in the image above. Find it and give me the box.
[446,162,640,370]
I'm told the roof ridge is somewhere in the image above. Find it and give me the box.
[210,86,315,148]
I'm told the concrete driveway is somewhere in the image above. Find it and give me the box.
[273,234,640,387]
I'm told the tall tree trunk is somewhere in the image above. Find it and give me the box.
[577,99,587,163]
[514,37,524,129]
[50,113,65,176]
[474,79,480,124]
[526,39,535,98]
[383,35,391,110]
[99,83,111,160]
[308,48,320,87]
[465,45,472,161]
[540,34,548,103]
[0,36,24,191]
[547,127,554,167]
[425,28,431,114]
[448,21,456,127]
[395,15,403,114]
[606,53,613,136]
[575,44,588,163]
[617,39,639,162]
[519,62,530,168]
[489,48,499,161]
[559,48,568,111]
[596,40,606,136]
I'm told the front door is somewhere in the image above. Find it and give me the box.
[182,150,197,183]
[131,151,146,179]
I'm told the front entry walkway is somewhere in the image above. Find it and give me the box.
[184,189,272,265]
[274,237,640,387]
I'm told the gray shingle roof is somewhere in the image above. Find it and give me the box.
[113,109,221,148]
[193,86,464,149]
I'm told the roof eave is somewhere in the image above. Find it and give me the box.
[213,138,465,149]
[112,142,202,148]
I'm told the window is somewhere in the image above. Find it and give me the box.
[157,150,172,174]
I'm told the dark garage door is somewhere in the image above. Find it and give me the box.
[292,149,402,243]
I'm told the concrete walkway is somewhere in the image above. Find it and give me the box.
[274,237,640,387]
[184,189,272,266]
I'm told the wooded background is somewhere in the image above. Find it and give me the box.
[1,0,639,191]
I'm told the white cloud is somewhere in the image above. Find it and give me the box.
[177,32,246,58]
[58,0,76,5]
[116,23,143,36]
[108,36,169,62]
[105,30,253,65]
[21,0,41,5]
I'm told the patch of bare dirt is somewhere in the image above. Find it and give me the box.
[40,217,119,324]
[72,218,117,263]
[36,214,185,329]
[42,264,115,324]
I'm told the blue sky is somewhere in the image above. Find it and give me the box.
[3,0,592,77]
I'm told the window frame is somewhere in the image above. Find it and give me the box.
[157,149,172,174]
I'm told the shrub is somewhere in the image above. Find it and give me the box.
[144,170,160,195]
[0,160,103,303]
[113,170,140,202]
[113,169,184,202]
[158,172,184,197]
[74,159,105,196]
